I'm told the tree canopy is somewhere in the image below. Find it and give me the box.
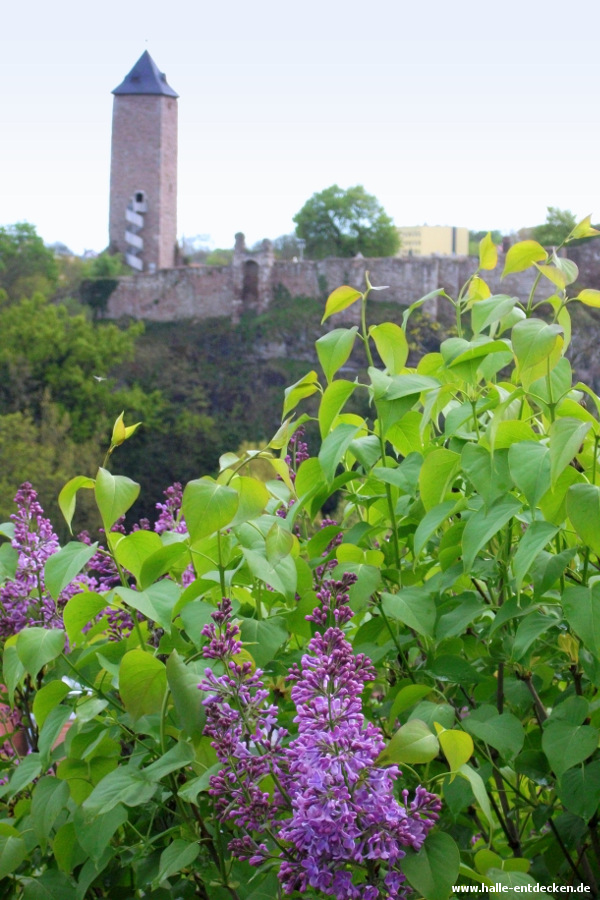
[0,222,58,301]
[293,185,400,259]
[532,206,577,247]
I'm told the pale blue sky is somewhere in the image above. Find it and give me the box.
[2,0,599,254]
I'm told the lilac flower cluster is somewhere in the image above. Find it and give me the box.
[199,599,287,845]
[277,427,311,521]
[0,484,90,638]
[154,482,187,535]
[199,589,441,898]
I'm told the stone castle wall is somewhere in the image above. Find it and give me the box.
[105,238,600,323]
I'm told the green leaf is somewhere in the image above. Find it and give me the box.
[119,649,167,721]
[322,284,362,322]
[437,728,474,774]
[413,500,456,557]
[138,540,189,590]
[557,761,600,822]
[167,650,206,740]
[541,721,599,778]
[388,685,433,727]
[459,763,494,827]
[376,719,439,765]
[566,484,600,556]
[512,611,558,660]
[63,590,109,645]
[242,548,297,598]
[239,617,288,668]
[502,240,547,276]
[143,741,195,780]
[0,832,28,879]
[0,541,18,582]
[182,477,239,541]
[82,766,157,819]
[16,627,65,676]
[381,588,436,638]
[229,475,269,526]
[282,370,320,416]
[402,832,460,900]
[1,753,42,799]
[2,640,24,703]
[116,580,180,634]
[562,584,600,660]
[58,475,95,533]
[33,680,70,729]
[316,326,358,382]
[318,379,357,438]
[428,656,481,684]
[112,530,163,584]
[156,839,200,885]
[75,805,128,861]
[461,445,513,506]
[487,869,538,895]
[507,441,551,509]
[512,318,562,371]
[549,417,590,486]
[512,521,559,590]
[479,232,498,270]
[369,322,409,374]
[179,600,219,647]
[463,707,525,759]
[570,215,600,240]
[576,288,600,308]
[318,422,361,482]
[94,467,140,532]
[471,294,517,335]
[418,449,461,511]
[31,777,70,850]
[21,871,78,900]
[44,540,98,601]
[462,495,522,571]
[38,705,72,766]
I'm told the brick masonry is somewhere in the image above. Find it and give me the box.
[109,95,178,271]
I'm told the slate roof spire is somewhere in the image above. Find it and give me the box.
[112,51,178,98]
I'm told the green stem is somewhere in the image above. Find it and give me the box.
[216,530,227,598]
[359,283,401,573]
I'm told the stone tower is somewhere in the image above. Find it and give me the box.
[109,51,178,272]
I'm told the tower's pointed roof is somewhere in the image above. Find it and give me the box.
[112,51,178,97]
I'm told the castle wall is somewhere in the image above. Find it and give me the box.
[106,252,552,322]
[106,265,235,320]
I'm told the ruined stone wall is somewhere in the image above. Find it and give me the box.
[105,251,586,322]
[106,265,234,321]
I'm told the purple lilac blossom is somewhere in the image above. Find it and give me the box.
[199,589,441,898]
[0,484,92,638]
[276,427,310,520]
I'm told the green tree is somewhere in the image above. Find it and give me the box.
[0,222,59,301]
[0,293,150,442]
[532,206,577,246]
[293,184,400,259]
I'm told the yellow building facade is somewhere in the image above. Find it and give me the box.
[397,225,469,257]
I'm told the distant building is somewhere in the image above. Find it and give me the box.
[109,51,179,272]
[397,225,469,257]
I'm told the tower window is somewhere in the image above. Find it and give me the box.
[135,192,144,203]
